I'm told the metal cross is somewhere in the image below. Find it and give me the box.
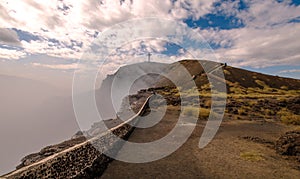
[147,52,151,62]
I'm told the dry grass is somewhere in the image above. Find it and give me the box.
[238,108,247,116]
[240,151,264,162]
[264,109,275,116]
[223,69,231,75]
[183,106,211,120]
[278,109,300,125]
[255,80,268,89]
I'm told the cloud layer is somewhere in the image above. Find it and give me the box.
[0,0,299,76]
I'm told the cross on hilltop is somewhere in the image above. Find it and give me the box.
[147,52,151,62]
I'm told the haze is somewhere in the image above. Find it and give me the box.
[0,68,79,174]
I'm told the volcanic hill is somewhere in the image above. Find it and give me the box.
[4,60,300,178]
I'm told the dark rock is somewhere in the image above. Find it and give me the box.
[16,136,87,169]
[241,136,274,146]
[275,130,300,156]
[286,97,300,115]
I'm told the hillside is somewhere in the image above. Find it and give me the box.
[6,60,300,178]
[155,60,300,90]
[102,60,300,178]
[150,60,300,123]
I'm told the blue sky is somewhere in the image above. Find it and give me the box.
[0,0,300,81]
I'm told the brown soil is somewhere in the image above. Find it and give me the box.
[101,105,300,179]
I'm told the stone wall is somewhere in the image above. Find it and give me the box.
[2,96,151,179]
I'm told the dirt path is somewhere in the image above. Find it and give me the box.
[101,106,300,179]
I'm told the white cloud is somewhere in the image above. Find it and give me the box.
[0,0,94,58]
[0,0,218,64]
[0,0,299,73]
[238,0,300,28]
[21,40,83,59]
[213,23,300,68]
[0,48,26,59]
[32,62,78,70]
[171,0,217,20]
[195,0,300,68]
[0,0,179,61]
[279,69,300,73]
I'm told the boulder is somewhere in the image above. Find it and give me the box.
[275,131,300,157]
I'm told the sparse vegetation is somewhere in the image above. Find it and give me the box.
[183,106,210,120]
[183,106,199,117]
[254,80,266,88]
[152,61,300,124]
[238,108,247,116]
[282,115,300,125]
[278,109,300,125]
[203,100,211,108]
[199,108,211,119]
[230,86,246,94]
[280,86,289,90]
[200,83,211,91]
[223,69,231,75]
[240,151,264,162]
[264,109,275,116]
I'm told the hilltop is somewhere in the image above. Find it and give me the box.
[155,60,300,90]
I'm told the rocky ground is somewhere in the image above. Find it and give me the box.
[15,135,87,169]
[275,130,300,165]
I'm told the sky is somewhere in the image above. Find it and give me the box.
[0,0,300,91]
